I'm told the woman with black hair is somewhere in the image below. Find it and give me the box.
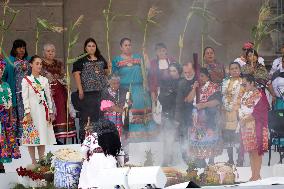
[203,46,226,84]
[239,74,268,181]
[72,38,108,142]
[186,68,223,166]
[3,39,31,141]
[221,62,245,166]
[158,63,182,166]
[78,119,122,189]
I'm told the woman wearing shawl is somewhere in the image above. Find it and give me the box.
[239,74,268,181]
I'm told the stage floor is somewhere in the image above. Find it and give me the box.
[1,142,284,188]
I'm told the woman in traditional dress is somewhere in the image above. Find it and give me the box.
[0,60,21,173]
[158,63,182,166]
[221,62,245,165]
[112,38,157,142]
[72,38,108,142]
[148,43,176,124]
[203,47,226,84]
[187,68,223,166]
[78,119,122,189]
[239,74,268,181]
[42,44,77,143]
[3,39,31,140]
[101,74,128,138]
[21,55,56,164]
[241,49,276,105]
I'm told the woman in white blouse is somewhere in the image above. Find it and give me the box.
[21,55,56,165]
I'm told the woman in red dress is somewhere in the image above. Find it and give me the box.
[42,44,77,143]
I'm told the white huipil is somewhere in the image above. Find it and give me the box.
[79,132,117,189]
[21,75,56,146]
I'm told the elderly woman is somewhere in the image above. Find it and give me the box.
[239,74,268,181]
[42,44,77,143]
[3,39,31,140]
[101,74,129,138]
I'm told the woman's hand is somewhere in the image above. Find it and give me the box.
[79,90,84,100]
[110,105,123,113]
[49,113,55,123]
[192,81,199,89]
[195,103,206,110]
[25,113,32,124]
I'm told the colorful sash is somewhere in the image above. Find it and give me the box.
[24,76,49,121]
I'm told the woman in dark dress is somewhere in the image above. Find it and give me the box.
[72,38,108,142]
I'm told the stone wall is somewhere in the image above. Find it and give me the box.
[2,0,279,88]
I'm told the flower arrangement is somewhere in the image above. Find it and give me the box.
[16,152,54,187]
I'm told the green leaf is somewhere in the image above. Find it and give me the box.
[67,53,88,64]
[69,33,79,48]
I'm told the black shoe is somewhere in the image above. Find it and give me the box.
[0,169,5,173]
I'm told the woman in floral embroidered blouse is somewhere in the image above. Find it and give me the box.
[221,62,245,166]
[239,74,268,181]
[0,59,21,173]
[21,55,56,164]
[187,68,223,166]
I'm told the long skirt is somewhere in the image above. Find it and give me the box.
[0,109,21,163]
[188,109,223,159]
[241,119,268,152]
[51,81,76,139]
[123,84,158,143]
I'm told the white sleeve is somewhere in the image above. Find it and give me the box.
[270,58,280,75]
[21,78,30,114]
[272,78,279,97]
[44,77,53,114]
[81,135,92,159]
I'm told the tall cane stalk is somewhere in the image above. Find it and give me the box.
[65,15,87,140]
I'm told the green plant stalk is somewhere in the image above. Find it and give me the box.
[0,2,7,50]
[178,11,194,64]
[35,24,40,55]
[65,27,72,139]
[105,0,112,73]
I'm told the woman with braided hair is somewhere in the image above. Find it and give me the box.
[78,119,122,189]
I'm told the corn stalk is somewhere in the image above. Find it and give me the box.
[0,0,19,51]
[198,1,221,66]
[141,6,161,90]
[178,1,221,64]
[252,0,284,52]
[65,15,87,138]
[103,0,142,74]
[35,18,66,55]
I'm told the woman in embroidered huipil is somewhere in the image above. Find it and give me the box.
[187,68,223,164]
[0,60,21,173]
[21,55,56,164]
[3,39,31,140]
[73,38,108,142]
[221,62,245,165]
[42,43,77,142]
[239,74,268,181]
[112,38,157,142]
[203,47,226,84]
[78,119,121,189]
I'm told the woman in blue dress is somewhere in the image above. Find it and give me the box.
[3,39,31,141]
[112,38,157,142]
